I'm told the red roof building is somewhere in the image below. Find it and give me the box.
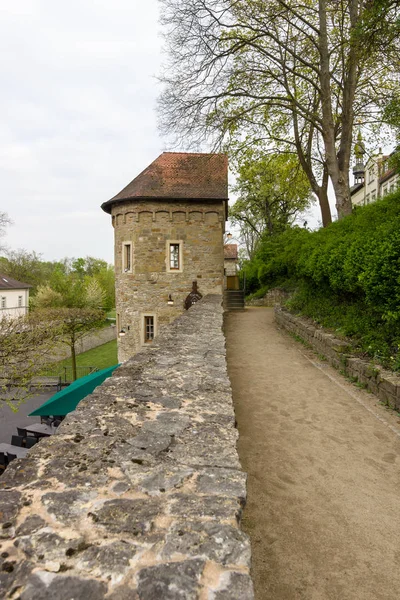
[102,152,228,215]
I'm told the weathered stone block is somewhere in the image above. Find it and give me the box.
[137,559,206,600]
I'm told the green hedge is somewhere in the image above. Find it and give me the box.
[243,190,400,369]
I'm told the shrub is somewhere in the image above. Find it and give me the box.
[243,191,400,369]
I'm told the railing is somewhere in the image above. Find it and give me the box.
[40,366,99,385]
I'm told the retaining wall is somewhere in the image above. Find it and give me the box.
[275,307,400,411]
[0,295,253,599]
[247,288,290,307]
[51,326,117,362]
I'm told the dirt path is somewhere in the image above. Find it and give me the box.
[225,307,400,600]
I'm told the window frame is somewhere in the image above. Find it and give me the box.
[141,313,157,345]
[122,241,132,273]
[166,240,183,273]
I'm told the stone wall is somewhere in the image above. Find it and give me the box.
[247,288,290,307]
[0,295,254,599]
[51,326,117,362]
[275,307,400,411]
[112,200,225,362]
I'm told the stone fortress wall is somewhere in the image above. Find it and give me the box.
[0,296,254,599]
[113,201,225,362]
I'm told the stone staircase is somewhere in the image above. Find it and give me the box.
[223,289,245,311]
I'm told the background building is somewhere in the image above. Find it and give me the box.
[102,152,228,361]
[224,243,239,290]
[0,274,32,319]
[351,134,399,207]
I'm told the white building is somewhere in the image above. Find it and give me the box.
[350,134,399,207]
[0,274,32,319]
[224,243,239,290]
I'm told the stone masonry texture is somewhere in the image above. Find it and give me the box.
[275,306,400,411]
[0,296,254,600]
[112,200,225,362]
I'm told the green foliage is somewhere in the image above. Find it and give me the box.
[244,190,400,369]
[229,151,314,256]
[0,251,115,310]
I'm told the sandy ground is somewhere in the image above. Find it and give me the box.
[225,307,400,600]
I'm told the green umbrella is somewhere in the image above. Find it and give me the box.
[29,364,120,417]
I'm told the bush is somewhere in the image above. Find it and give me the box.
[244,191,400,369]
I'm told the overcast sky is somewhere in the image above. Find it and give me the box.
[1,1,337,266]
[0,0,169,264]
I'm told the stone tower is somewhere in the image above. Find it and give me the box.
[101,152,228,361]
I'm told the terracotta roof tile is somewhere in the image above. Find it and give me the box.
[224,244,238,259]
[0,274,32,290]
[102,152,228,213]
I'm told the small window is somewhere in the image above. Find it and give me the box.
[371,192,376,202]
[166,240,183,273]
[144,316,154,343]
[369,167,375,183]
[122,242,132,272]
[383,186,388,196]
[1,297,6,309]
[365,194,370,204]
[170,244,180,270]
[18,295,23,307]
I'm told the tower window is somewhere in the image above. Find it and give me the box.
[166,240,183,272]
[122,242,132,272]
[144,316,154,342]
[170,244,180,269]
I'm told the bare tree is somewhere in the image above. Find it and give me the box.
[0,212,11,253]
[159,0,400,225]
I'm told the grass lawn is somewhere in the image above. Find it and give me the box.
[49,339,118,372]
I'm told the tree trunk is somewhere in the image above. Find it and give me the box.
[331,171,353,218]
[316,186,332,227]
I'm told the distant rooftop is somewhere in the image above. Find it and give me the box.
[101,152,228,214]
[0,274,32,290]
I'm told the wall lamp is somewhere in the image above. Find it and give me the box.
[119,326,130,337]
[167,294,174,306]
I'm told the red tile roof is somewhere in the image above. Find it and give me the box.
[0,274,32,290]
[102,152,228,213]
[224,244,238,259]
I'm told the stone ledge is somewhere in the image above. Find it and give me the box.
[0,295,254,600]
[275,306,400,412]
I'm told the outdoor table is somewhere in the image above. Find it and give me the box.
[0,444,29,459]
[22,423,57,437]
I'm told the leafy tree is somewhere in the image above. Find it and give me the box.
[230,152,313,255]
[84,279,105,309]
[0,312,61,407]
[33,285,64,308]
[0,249,66,294]
[159,0,400,225]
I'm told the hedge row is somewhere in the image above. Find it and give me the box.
[243,190,400,369]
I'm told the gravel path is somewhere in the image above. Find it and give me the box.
[225,307,400,600]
